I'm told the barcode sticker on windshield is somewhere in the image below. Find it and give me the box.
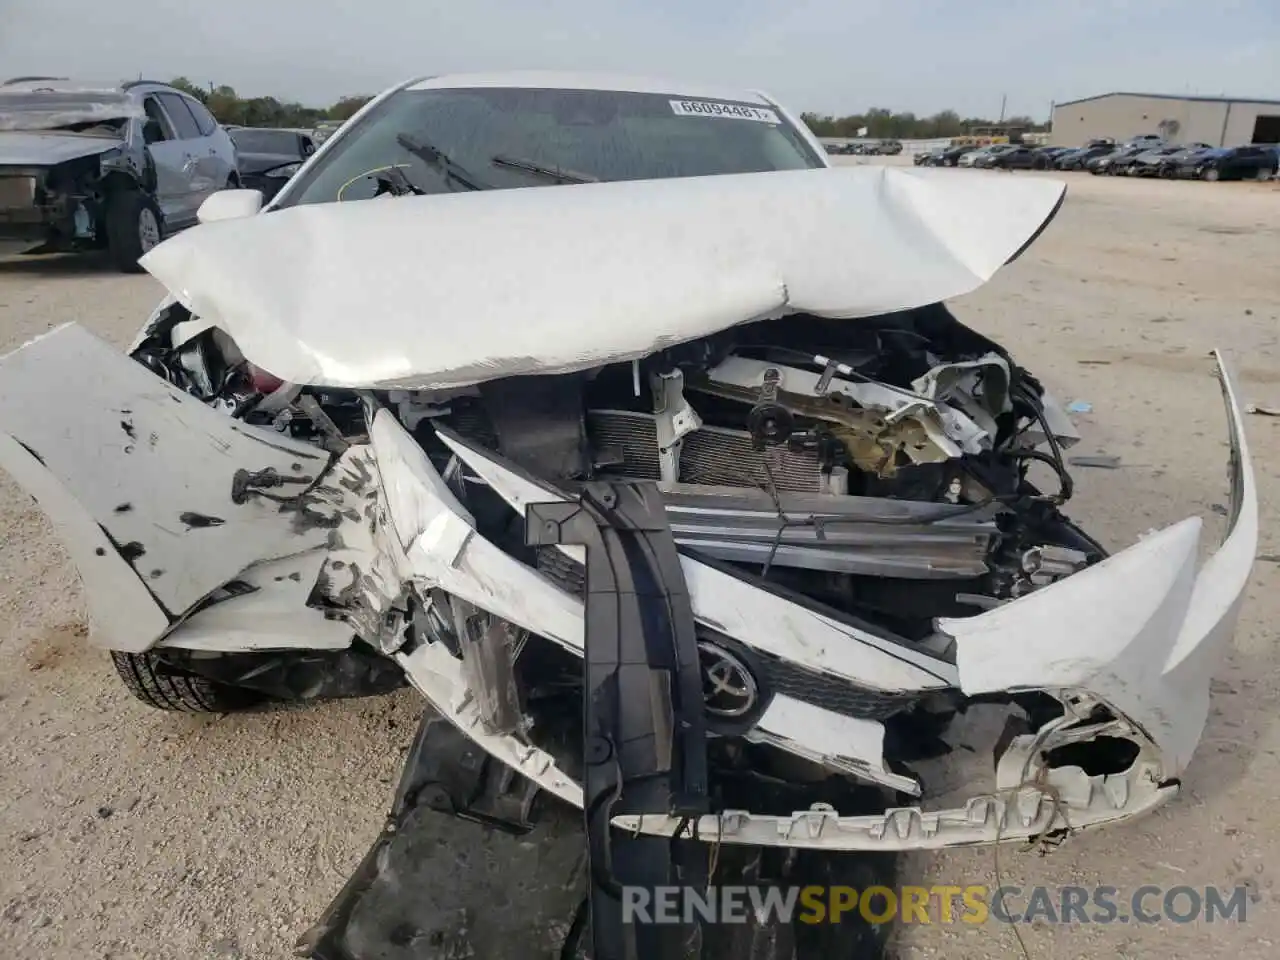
[669,100,781,124]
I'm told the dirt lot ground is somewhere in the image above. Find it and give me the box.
[1,163,1278,960]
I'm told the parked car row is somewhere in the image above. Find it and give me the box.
[825,139,902,155]
[915,135,1278,182]
[1081,142,1277,181]
[914,142,1066,169]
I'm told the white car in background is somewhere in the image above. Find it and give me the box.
[0,72,1258,960]
[956,144,993,167]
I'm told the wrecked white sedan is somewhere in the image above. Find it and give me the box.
[0,73,1259,959]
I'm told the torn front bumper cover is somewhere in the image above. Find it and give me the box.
[381,351,1257,851]
[0,324,1257,854]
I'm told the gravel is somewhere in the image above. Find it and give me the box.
[1,166,1278,959]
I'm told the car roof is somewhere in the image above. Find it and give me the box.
[0,78,125,94]
[404,71,773,105]
[1,78,199,100]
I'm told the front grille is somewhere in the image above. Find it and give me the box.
[535,547,919,722]
[586,410,825,492]
[761,656,920,721]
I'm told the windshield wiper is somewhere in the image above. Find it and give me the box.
[490,154,599,185]
[395,133,489,192]
[372,166,425,197]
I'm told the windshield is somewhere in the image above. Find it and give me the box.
[279,86,824,207]
[230,129,301,155]
[0,90,141,134]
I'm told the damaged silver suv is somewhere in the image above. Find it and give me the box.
[0,78,239,270]
[0,73,1258,959]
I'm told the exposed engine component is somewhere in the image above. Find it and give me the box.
[131,300,1100,656]
[746,365,793,448]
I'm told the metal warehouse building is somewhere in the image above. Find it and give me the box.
[1051,92,1280,147]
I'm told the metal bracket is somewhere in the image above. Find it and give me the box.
[651,369,702,485]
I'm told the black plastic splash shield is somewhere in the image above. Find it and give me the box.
[297,714,585,960]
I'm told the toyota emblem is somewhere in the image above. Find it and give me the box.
[697,640,759,718]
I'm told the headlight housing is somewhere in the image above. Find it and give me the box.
[264,162,302,179]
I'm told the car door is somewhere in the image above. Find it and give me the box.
[181,96,237,195]
[1233,147,1265,177]
[155,93,214,216]
[141,95,198,226]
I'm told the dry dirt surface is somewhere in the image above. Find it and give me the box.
[1,166,1278,960]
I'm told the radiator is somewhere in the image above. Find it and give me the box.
[586,409,825,493]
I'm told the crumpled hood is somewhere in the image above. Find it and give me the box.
[0,131,121,167]
[140,166,1066,390]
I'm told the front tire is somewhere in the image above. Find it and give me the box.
[111,651,264,713]
[1201,166,1221,182]
[105,191,163,273]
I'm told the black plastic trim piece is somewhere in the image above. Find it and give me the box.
[527,480,710,960]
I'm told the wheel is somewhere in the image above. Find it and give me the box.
[105,190,163,273]
[1201,166,1221,182]
[110,650,265,713]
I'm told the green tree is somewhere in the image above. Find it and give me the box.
[175,85,1051,139]
[205,85,243,124]
[168,77,208,103]
[801,105,1048,140]
[327,96,373,121]
[926,110,963,137]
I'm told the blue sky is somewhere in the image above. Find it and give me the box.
[3,0,1276,117]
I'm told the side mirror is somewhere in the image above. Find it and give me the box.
[302,139,316,156]
[197,188,264,224]
[143,119,164,144]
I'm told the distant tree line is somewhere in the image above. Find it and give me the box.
[165,79,1046,139]
[800,109,1048,139]
[167,77,373,128]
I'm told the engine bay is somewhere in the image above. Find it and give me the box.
[134,298,1106,648]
